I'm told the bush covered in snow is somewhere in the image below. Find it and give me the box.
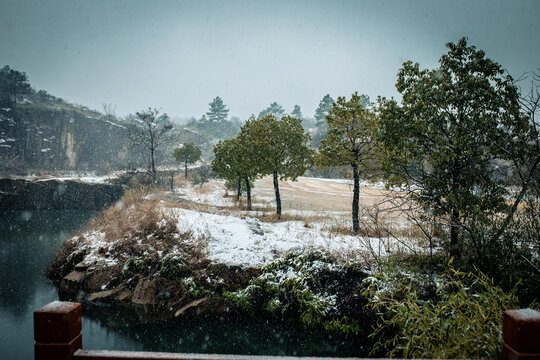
[224,248,374,334]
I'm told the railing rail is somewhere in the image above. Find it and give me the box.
[34,301,540,360]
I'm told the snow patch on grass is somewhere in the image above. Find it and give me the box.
[169,207,401,266]
[176,179,234,207]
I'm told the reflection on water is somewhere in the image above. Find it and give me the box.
[0,210,369,359]
[83,306,369,356]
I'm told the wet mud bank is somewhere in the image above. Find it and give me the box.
[0,178,124,210]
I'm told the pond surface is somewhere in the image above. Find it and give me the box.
[0,210,369,359]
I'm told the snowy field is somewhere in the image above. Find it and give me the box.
[161,178,418,266]
[169,207,406,266]
[63,174,420,268]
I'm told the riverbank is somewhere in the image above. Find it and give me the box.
[44,178,524,359]
[47,182,390,330]
[0,178,124,210]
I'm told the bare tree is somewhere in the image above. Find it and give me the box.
[102,103,117,118]
[130,108,172,183]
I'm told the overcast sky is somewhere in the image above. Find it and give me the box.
[1,0,539,119]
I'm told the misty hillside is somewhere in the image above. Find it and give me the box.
[0,67,227,175]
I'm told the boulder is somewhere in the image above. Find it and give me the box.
[174,296,225,317]
[131,278,155,305]
[174,297,208,317]
[88,289,117,303]
[74,261,92,271]
[115,289,132,302]
[59,270,86,299]
[82,266,120,292]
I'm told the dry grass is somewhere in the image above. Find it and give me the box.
[257,212,329,224]
[83,186,209,270]
[87,199,160,242]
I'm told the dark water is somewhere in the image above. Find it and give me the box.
[0,210,369,359]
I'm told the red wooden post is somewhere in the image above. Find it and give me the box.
[34,301,83,360]
[503,308,540,360]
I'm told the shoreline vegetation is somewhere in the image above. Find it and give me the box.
[46,175,536,359]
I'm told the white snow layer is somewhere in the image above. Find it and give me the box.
[171,208,397,266]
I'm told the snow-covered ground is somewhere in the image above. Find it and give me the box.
[170,207,410,266]
[177,180,235,207]
[68,174,419,268]
[16,172,120,183]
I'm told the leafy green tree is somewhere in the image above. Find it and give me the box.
[317,92,378,233]
[212,135,257,209]
[174,143,202,179]
[291,104,303,119]
[206,96,229,122]
[131,108,173,183]
[244,115,313,217]
[0,65,32,107]
[213,138,241,198]
[377,38,535,264]
[258,102,286,119]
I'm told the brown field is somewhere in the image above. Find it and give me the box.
[253,176,395,212]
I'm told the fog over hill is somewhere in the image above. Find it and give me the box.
[1,0,538,120]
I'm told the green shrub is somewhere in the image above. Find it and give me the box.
[191,165,212,187]
[122,257,148,276]
[224,248,366,334]
[363,264,519,359]
[159,254,190,280]
[181,276,213,298]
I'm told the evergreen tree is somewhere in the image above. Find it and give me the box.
[212,135,257,209]
[258,102,286,119]
[312,94,335,147]
[244,115,313,217]
[174,143,202,179]
[314,94,334,125]
[317,92,378,233]
[291,104,303,119]
[206,96,229,122]
[0,65,32,107]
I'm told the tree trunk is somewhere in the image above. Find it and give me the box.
[273,171,281,219]
[352,164,360,233]
[151,148,156,184]
[236,178,242,200]
[245,177,252,210]
[449,156,461,259]
[450,209,460,258]
[184,160,188,179]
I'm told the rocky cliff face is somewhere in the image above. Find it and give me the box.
[0,104,135,173]
[0,102,205,174]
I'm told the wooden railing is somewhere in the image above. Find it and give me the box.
[34,301,540,360]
